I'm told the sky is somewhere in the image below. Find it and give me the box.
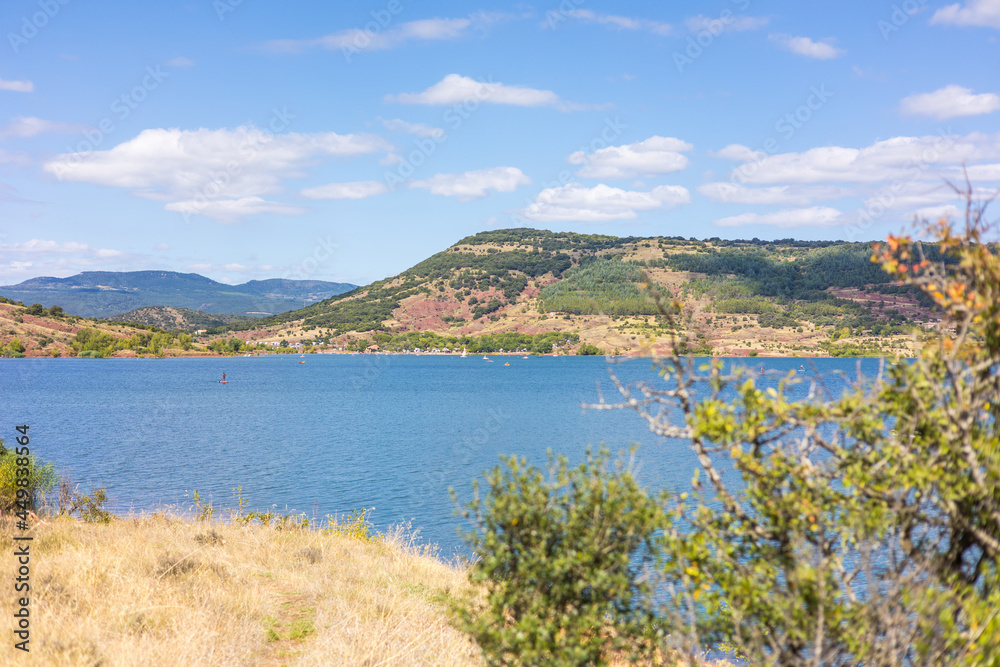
[0,0,998,287]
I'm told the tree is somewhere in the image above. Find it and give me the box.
[465,185,1000,665]
[25,303,44,316]
[456,449,666,666]
[595,185,999,665]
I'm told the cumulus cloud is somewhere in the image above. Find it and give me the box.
[701,134,1000,232]
[684,14,769,33]
[931,0,1000,29]
[0,78,34,93]
[724,132,1000,185]
[901,85,1000,119]
[697,182,850,205]
[259,13,504,54]
[570,136,693,179]
[301,180,390,200]
[769,34,845,59]
[710,144,765,162]
[411,167,531,200]
[43,126,390,221]
[858,181,974,212]
[519,183,690,222]
[0,116,89,139]
[386,74,602,111]
[555,10,673,35]
[715,206,845,228]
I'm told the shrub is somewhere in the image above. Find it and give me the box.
[615,190,1000,664]
[0,438,57,513]
[576,343,602,356]
[455,448,665,666]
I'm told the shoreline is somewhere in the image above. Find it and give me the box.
[2,350,909,360]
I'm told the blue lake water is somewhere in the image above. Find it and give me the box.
[0,355,886,554]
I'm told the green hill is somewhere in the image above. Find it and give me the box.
[107,306,257,332]
[219,229,937,357]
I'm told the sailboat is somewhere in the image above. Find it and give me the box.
[461,347,467,358]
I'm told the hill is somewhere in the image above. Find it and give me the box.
[0,271,355,318]
[0,297,198,358]
[108,306,256,332]
[217,229,938,357]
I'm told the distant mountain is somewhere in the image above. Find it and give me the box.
[0,270,355,318]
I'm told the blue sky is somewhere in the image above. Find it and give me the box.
[1,0,998,286]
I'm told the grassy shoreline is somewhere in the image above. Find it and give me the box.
[3,512,480,666]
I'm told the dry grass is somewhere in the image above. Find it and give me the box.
[1,514,479,666]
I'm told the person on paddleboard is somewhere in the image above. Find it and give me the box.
[222,372,226,382]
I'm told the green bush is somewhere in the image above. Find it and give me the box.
[455,448,665,666]
[0,438,56,513]
[576,343,602,356]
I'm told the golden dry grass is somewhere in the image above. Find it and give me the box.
[1,514,480,666]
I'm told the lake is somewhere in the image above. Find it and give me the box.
[0,355,886,554]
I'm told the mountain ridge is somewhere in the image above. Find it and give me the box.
[0,270,356,318]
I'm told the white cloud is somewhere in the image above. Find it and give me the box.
[769,34,845,59]
[0,78,34,93]
[698,182,849,205]
[931,0,1000,29]
[301,180,390,200]
[260,13,504,54]
[901,85,1000,119]
[43,126,390,221]
[715,206,844,228]
[520,183,690,222]
[411,167,531,200]
[726,132,1000,185]
[558,10,673,35]
[859,181,982,212]
[154,243,170,251]
[0,239,91,254]
[378,117,444,139]
[0,239,132,284]
[912,204,962,220]
[570,136,693,179]
[963,162,1000,180]
[0,116,89,139]
[164,197,308,224]
[710,144,765,162]
[684,14,769,33]
[166,56,195,67]
[386,73,601,111]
